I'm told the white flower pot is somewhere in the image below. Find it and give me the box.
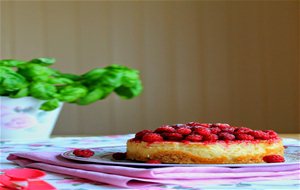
[0,96,63,141]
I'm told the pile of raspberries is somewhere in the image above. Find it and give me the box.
[134,122,278,143]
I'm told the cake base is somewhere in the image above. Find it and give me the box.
[126,139,284,164]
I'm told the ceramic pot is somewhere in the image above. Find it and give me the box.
[0,96,63,141]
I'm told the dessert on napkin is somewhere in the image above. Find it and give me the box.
[127,122,284,164]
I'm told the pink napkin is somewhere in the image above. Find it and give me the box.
[7,152,300,188]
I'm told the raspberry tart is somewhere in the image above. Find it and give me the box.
[126,122,284,164]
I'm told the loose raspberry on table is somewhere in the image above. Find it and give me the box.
[263,155,285,163]
[146,159,161,164]
[185,134,203,142]
[235,127,252,134]
[204,134,218,142]
[112,152,127,160]
[210,127,221,134]
[194,127,211,136]
[249,130,270,140]
[236,134,254,140]
[135,130,152,140]
[73,149,95,157]
[142,133,163,142]
[154,125,176,133]
[176,127,192,135]
[218,132,235,140]
[162,132,183,141]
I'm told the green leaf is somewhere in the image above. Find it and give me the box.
[115,80,143,99]
[0,66,28,91]
[18,64,57,80]
[9,87,28,98]
[47,77,74,85]
[77,88,104,105]
[81,68,106,81]
[0,86,7,95]
[0,59,26,67]
[58,85,88,102]
[121,70,140,87]
[29,57,56,65]
[58,73,80,80]
[29,82,57,100]
[40,99,60,111]
[99,70,123,88]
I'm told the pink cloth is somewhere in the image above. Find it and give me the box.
[7,152,300,188]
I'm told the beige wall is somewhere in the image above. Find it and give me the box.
[1,1,299,135]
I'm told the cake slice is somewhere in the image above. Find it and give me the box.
[126,122,284,164]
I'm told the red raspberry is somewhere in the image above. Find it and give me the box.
[236,134,254,140]
[264,130,278,139]
[162,132,183,141]
[142,133,163,142]
[249,130,270,140]
[112,152,127,160]
[235,127,252,134]
[210,127,221,134]
[195,127,211,136]
[186,122,202,127]
[211,123,230,127]
[218,125,235,133]
[176,127,192,135]
[203,134,218,142]
[199,123,211,128]
[154,125,176,133]
[185,134,203,142]
[146,159,161,164]
[172,124,188,129]
[218,132,235,140]
[73,149,94,157]
[263,155,285,163]
[135,130,152,140]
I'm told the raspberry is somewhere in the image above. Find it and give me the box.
[154,125,176,133]
[142,133,163,142]
[249,130,270,140]
[235,127,252,134]
[264,130,278,139]
[211,123,230,127]
[218,125,235,133]
[210,127,221,134]
[263,155,285,163]
[195,127,211,136]
[172,124,188,129]
[162,132,183,141]
[218,132,235,140]
[199,123,211,128]
[146,159,161,164]
[236,134,254,140]
[203,134,218,142]
[176,127,192,135]
[73,149,94,157]
[112,152,127,160]
[135,130,152,140]
[185,134,203,142]
[186,122,202,127]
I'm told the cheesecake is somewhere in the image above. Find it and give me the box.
[126,122,284,164]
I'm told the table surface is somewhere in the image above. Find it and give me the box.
[1,134,299,190]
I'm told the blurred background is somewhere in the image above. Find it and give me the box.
[1,1,299,135]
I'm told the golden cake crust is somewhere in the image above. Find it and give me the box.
[126,138,284,164]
